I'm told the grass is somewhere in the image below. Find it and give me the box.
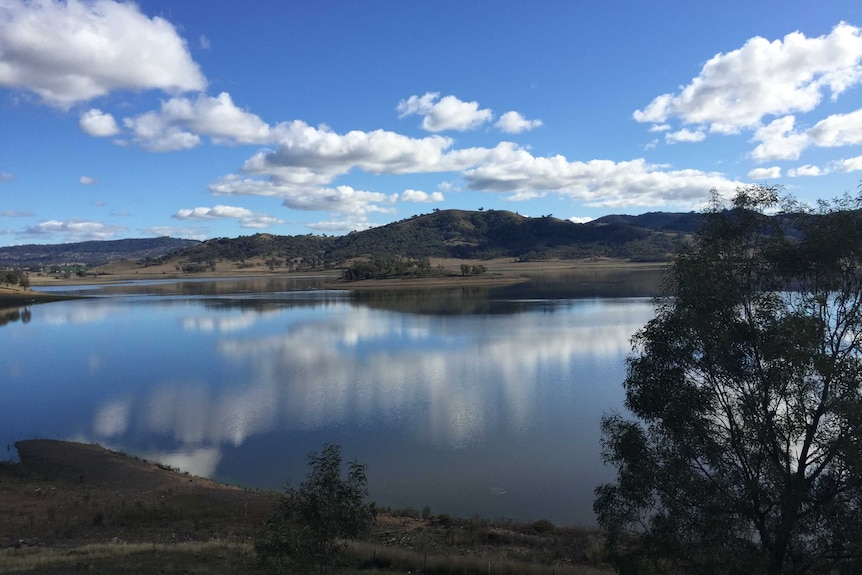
[0,541,255,574]
[1,440,613,574]
[345,540,608,575]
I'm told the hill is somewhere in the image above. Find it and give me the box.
[0,209,696,271]
[175,209,690,271]
[0,236,199,267]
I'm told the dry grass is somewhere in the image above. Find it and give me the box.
[0,541,253,574]
[1,440,613,574]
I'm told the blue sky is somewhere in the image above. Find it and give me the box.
[2,0,862,245]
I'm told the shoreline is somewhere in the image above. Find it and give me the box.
[21,257,663,286]
[1,439,611,574]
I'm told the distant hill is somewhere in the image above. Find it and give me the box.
[175,209,691,268]
[0,209,699,269]
[593,211,701,234]
[0,237,199,267]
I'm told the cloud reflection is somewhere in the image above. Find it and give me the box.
[85,299,652,475]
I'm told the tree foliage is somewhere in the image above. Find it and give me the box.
[257,444,375,574]
[595,186,862,574]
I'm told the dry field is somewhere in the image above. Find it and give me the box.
[0,440,611,574]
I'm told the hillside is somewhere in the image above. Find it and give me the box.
[0,209,695,270]
[176,209,690,271]
[0,236,199,267]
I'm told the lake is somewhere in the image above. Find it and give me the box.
[1,269,661,526]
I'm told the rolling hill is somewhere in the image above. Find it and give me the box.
[0,209,696,269]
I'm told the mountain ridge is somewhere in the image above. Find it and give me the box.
[0,209,698,268]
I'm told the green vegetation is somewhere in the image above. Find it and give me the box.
[1,268,29,287]
[341,256,441,281]
[0,236,198,267]
[257,444,375,574]
[595,186,862,574]
[0,209,694,271]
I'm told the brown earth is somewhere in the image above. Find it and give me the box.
[0,440,611,574]
[22,256,662,289]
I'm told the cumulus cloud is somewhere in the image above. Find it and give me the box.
[23,219,126,241]
[788,164,823,177]
[239,121,469,183]
[0,0,206,108]
[832,155,862,172]
[397,92,493,132]
[568,216,594,224]
[143,226,209,240]
[400,189,445,203]
[172,204,283,229]
[495,111,542,134]
[123,92,274,151]
[747,166,782,179]
[210,118,747,222]
[750,116,809,161]
[665,128,706,143]
[79,109,120,136]
[635,22,862,134]
[79,176,98,185]
[174,205,253,220]
[807,108,862,147]
[462,148,745,209]
[307,218,378,234]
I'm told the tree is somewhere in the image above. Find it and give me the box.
[257,444,375,574]
[595,186,862,575]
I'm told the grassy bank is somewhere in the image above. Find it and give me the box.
[0,440,611,574]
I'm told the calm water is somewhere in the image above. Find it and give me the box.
[1,270,661,525]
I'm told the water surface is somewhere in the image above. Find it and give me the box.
[1,271,660,525]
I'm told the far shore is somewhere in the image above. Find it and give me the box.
[3,257,667,305]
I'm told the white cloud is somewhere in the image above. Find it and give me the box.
[400,189,445,203]
[0,172,14,182]
[750,115,809,161]
[239,215,284,229]
[174,205,254,220]
[747,166,782,179]
[568,216,594,224]
[495,111,542,134]
[123,92,273,151]
[172,204,283,229]
[213,120,748,219]
[143,226,208,240]
[788,164,823,177]
[23,219,126,241]
[79,176,98,185]
[79,109,120,137]
[634,22,862,134]
[0,0,206,108]
[239,121,467,184]
[307,218,377,234]
[210,176,395,231]
[665,128,706,143]
[649,124,671,132]
[832,155,862,172]
[463,149,745,209]
[807,108,862,147]
[397,92,493,132]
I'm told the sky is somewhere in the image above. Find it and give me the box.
[2,1,862,245]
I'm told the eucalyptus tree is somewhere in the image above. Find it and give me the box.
[595,186,862,574]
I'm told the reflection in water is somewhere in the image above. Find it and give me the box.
[0,307,31,326]
[1,279,656,525]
